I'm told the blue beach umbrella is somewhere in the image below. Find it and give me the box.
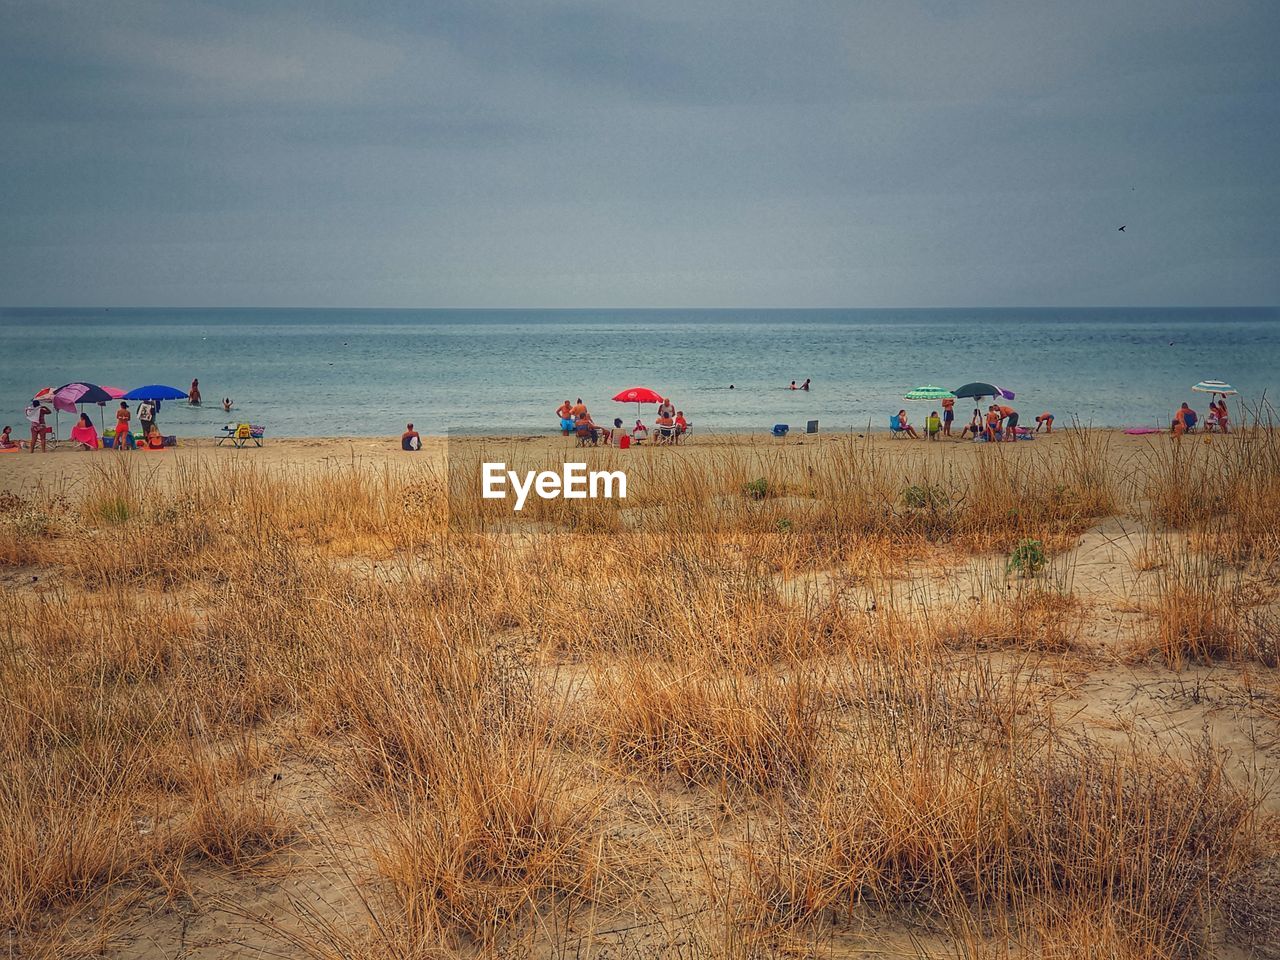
[124,384,189,401]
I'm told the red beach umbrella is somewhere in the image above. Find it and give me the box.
[612,386,664,417]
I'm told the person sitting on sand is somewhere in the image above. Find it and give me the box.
[896,409,920,439]
[71,412,99,450]
[1035,412,1054,433]
[926,411,942,441]
[0,426,17,449]
[401,423,421,451]
[960,408,983,440]
[556,400,574,434]
[997,403,1019,441]
[631,419,649,442]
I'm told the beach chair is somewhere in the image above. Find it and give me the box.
[806,420,818,434]
[573,421,600,446]
[772,424,789,439]
[655,423,677,444]
[889,416,908,438]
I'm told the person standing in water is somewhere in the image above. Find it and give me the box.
[189,379,202,406]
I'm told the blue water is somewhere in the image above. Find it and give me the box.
[2,307,1278,437]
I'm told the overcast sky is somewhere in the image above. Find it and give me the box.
[2,0,1277,307]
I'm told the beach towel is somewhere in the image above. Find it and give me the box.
[70,425,99,448]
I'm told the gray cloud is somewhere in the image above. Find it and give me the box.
[1,0,1277,306]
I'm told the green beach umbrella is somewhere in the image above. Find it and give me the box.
[903,385,957,401]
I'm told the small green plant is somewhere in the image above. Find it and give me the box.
[775,517,793,532]
[1007,538,1047,577]
[902,484,947,511]
[93,498,132,524]
[743,478,769,500]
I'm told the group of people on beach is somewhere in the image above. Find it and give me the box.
[1171,398,1229,436]
[556,397,689,445]
[894,398,1054,442]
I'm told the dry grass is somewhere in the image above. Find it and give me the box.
[0,430,1276,958]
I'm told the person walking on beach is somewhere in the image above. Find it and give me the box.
[189,379,202,406]
[114,401,131,450]
[941,396,955,437]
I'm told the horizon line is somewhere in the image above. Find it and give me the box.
[4,304,1279,312]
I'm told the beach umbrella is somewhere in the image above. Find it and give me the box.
[1191,379,1237,396]
[55,382,115,405]
[612,386,664,416]
[124,384,188,401]
[101,386,127,399]
[55,382,116,432]
[953,382,1014,401]
[903,386,957,401]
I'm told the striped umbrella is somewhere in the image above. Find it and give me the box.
[903,385,957,401]
[1191,379,1237,396]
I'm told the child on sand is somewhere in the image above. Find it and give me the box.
[0,426,17,449]
[1035,412,1054,433]
[926,411,942,440]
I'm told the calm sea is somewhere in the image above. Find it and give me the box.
[2,307,1278,438]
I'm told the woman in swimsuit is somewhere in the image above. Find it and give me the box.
[114,402,131,451]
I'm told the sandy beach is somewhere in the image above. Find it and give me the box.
[0,427,1176,494]
[5,422,1279,957]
